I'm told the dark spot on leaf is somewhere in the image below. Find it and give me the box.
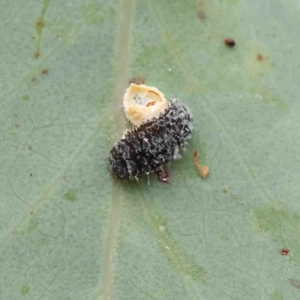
[20,284,30,295]
[28,145,33,150]
[30,210,34,215]
[280,249,289,255]
[15,124,20,129]
[34,0,50,57]
[34,51,40,58]
[36,19,45,32]
[129,76,146,85]
[64,189,78,202]
[197,10,206,21]
[30,173,32,177]
[288,278,300,290]
[222,188,228,194]
[23,94,30,101]
[257,54,263,61]
[224,38,235,47]
[41,69,48,75]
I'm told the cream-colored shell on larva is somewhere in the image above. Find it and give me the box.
[123,83,168,127]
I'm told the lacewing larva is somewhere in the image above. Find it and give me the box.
[108,84,193,182]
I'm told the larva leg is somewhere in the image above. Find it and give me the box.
[156,168,171,184]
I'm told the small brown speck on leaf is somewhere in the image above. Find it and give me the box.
[193,150,209,178]
[41,69,48,75]
[129,76,146,85]
[36,20,42,26]
[30,210,34,215]
[289,278,300,290]
[257,54,263,61]
[15,124,20,129]
[28,145,33,150]
[224,38,235,47]
[34,51,40,58]
[281,249,289,255]
[222,188,228,194]
[197,10,206,20]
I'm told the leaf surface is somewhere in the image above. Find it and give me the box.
[1,0,300,299]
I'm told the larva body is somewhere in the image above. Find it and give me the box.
[108,100,193,180]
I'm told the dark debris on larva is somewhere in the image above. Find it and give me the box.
[108,100,193,180]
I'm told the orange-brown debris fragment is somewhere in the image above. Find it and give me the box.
[193,150,209,178]
[224,38,235,47]
[197,10,206,20]
[257,54,263,61]
[34,51,40,58]
[146,101,156,107]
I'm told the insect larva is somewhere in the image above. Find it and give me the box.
[108,84,193,181]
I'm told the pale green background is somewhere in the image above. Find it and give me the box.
[1,0,300,299]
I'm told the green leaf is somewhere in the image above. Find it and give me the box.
[1,0,300,299]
